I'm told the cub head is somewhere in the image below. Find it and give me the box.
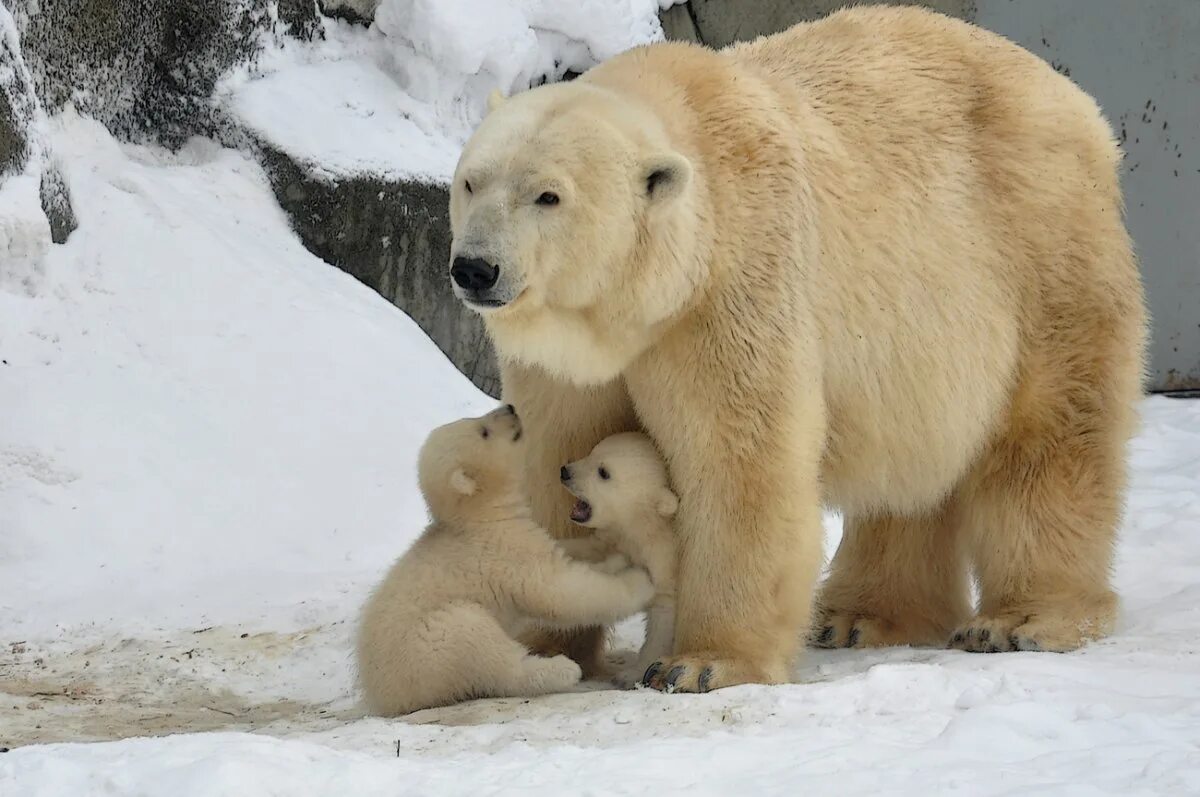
[560,432,677,530]
[418,404,524,520]
[448,81,704,386]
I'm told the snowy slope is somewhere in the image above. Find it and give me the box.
[0,110,492,639]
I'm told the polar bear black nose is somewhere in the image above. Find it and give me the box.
[451,256,500,291]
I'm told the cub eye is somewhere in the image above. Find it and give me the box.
[598,467,610,481]
[535,191,559,206]
[481,427,490,439]
[464,180,473,194]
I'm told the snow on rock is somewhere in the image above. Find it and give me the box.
[225,2,673,184]
[0,3,52,295]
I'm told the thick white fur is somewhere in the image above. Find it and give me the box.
[355,407,654,717]
[560,432,679,685]
[449,6,1147,691]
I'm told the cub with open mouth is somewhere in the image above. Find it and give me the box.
[559,432,679,687]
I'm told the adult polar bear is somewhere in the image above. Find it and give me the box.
[447,5,1147,692]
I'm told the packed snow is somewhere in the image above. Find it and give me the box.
[225,2,679,183]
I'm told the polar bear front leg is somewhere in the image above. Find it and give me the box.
[627,347,826,693]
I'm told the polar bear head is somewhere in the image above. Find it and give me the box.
[418,404,524,520]
[448,82,705,386]
[560,432,678,530]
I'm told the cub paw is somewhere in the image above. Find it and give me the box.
[596,552,632,575]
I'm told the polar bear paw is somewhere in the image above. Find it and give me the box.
[637,654,780,693]
[948,600,1115,654]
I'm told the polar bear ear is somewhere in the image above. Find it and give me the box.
[655,488,679,517]
[486,88,507,114]
[642,152,692,203]
[450,468,478,496]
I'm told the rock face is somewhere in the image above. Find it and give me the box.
[1,0,76,281]
[1,37,31,176]
[12,0,319,149]
[262,148,500,397]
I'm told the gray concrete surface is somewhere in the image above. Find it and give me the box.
[972,0,1199,390]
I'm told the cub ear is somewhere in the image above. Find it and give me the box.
[486,88,507,113]
[450,468,478,496]
[655,488,679,517]
[642,152,692,203]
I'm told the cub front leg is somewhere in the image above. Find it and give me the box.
[516,558,655,632]
[501,361,638,676]
[557,535,616,565]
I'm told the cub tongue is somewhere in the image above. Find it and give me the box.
[569,499,592,524]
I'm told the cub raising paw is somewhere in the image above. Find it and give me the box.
[559,433,679,688]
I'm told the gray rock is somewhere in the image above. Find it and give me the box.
[39,160,77,244]
[660,3,701,44]
[1,13,33,177]
[2,2,76,246]
[666,0,977,49]
[318,0,378,25]
[11,0,313,149]
[261,147,501,398]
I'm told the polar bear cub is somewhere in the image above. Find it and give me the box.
[560,432,679,685]
[356,406,655,717]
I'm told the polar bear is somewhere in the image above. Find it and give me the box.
[558,432,679,686]
[447,5,1147,693]
[355,405,655,716]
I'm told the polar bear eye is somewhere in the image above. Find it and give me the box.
[535,191,560,206]
[598,467,610,480]
[481,427,490,439]
[464,180,473,195]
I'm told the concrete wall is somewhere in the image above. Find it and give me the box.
[972,0,1200,392]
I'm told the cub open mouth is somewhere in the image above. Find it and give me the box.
[569,499,592,524]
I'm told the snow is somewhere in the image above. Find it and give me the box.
[0,109,491,641]
[224,2,675,184]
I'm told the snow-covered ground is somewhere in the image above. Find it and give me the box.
[2,108,1199,796]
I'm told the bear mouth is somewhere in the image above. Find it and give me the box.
[569,499,592,524]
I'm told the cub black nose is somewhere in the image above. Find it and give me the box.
[451,256,500,291]
[560,465,571,482]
